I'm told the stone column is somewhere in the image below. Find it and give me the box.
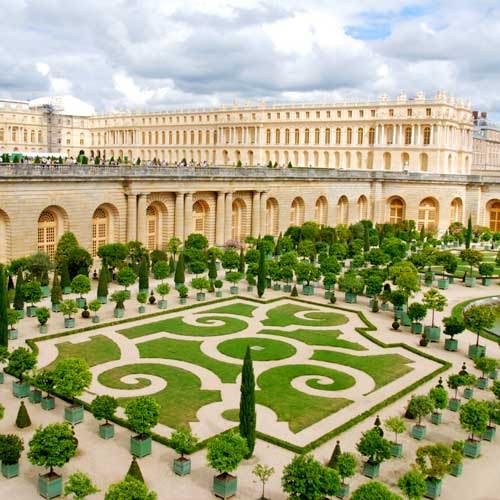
[136,193,148,245]
[260,192,267,236]
[127,193,137,242]
[251,191,260,237]
[175,192,184,241]
[184,192,193,238]
[216,191,226,246]
[224,192,233,242]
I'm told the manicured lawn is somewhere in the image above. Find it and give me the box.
[98,363,220,429]
[311,350,413,390]
[197,302,257,317]
[217,337,297,361]
[137,337,241,383]
[119,315,249,339]
[256,364,353,432]
[262,303,349,328]
[47,335,121,369]
[222,408,239,422]
[258,328,366,351]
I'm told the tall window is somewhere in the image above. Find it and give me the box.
[489,201,500,231]
[405,127,412,145]
[38,210,57,259]
[450,198,463,224]
[423,127,431,145]
[285,129,290,145]
[335,128,341,144]
[337,196,348,225]
[357,128,363,145]
[275,129,280,144]
[266,129,271,145]
[294,129,300,144]
[346,128,352,145]
[314,128,320,144]
[368,128,375,145]
[325,128,331,144]
[357,195,368,219]
[315,197,328,225]
[193,201,208,236]
[146,205,158,250]
[304,129,310,144]
[290,198,305,226]
[389,198,404,224]
[92,208,108,257]
[190,131,195,145]
[418,198,438,231]
[266,198,279,235]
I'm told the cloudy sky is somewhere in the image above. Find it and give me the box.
[2,0,500,117]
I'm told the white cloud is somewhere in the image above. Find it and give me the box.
[36,62,50,76]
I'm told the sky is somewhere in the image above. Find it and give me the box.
[1,0,500,117]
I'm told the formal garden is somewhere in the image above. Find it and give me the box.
[0,217,499,499]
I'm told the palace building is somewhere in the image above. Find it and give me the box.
[1,91,500,263]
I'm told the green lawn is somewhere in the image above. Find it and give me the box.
[311,350,413,390]
[47,335,121,369]
[262,304,349,328]
[256,364,353,432]
[222,408,239,422]
[137,337,241,383]
[197,302,257,317]
[217,337,297,361]
[118,315,249,339]
[98,363,220,429]
[258,328,366,351]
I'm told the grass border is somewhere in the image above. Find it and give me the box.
[23,293,451,453]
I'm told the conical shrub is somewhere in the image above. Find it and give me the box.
[126,457,144,483]
[16,401,32,428]
[328,440,341,468]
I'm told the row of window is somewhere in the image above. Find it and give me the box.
[0,128,43,143]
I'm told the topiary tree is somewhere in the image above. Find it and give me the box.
[222,249,240,272]
[257,245,266,298]
[239,347,256,458]
[13,268,24,312]
[351,481,402,500]
[88,299,101,319]
[459,399,489,441]
[52,358,92,403]
[64,471,100,499]
[407,302,427,325]
[90,395,118,425]
[138,255,149,292]
[192,277,210,294]
[152,260,170,281]
[397,469,426,500]
[7,347,37,382]
[429,386,448,417]
[474,356,498,382]
[126,456,144,483]
[443,315,465,340]
[459,248,483,278]
[0,433,24,466]
[104,476,157,500]
[174,252,186,286]
[281,453,340,500]
[335,452,357,488]
[422,289,447,328]
[15,400,31,428]
[22,281,43,308]
[463,304,496,349]
[384,416,406,445]
[415,443,454,483]
[407,395,434,427]
[156,283,170,301]
[51,272,63,307]
[110,290,128,311]
[356,428,392,466]
[60,299,78,320]
[125,396,161,438]
[97,266,109,299]
[252,463,275,500]
[328,440,342,468]
[207,431,248,484]
[71,275,91,298]
[116,267,137,291]
[169,426,198,459]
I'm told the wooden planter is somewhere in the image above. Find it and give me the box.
[138,305,146,313]
[302,284,314,296]
[63,286,72,294]
[463,438,481,458]
[12,381,30,398]
[99,422,115,439]
[0,371,3,384]
[75,297,87,308]
[411,322,423,334]
[476,377,488,390]
[431,412,442,425]
[64,405,84,425]
[444,338,458,351]
[1,461,19,479]
[29,388,42,404]
[64,317,75,328]
[8,328,18,340]
[173,456,191,476]
[336,483,350,499]
[26,305,37,317]
[39,324,48,334]
[448,398,461,412]
[215,291,223,298]
[38,471,63,499]
[482,425,496,442]
[179,298,187,305]
[130,435,152,457]
[158,299,168,309]
[41,396,55,410]
[401,312,412,327]
[482,277,492,286]
[468,344,486,359]
[114,308,125,318]
[425,479,442,499]
[41,285,49,297]
[97,296,108,304]
[450,462,463,477]
[51,303,61,313]
[283,284,292,293]
[344,292,357,303]
[463,387,474,399]
[213,473,237,499]
[92,315,100,324]
[411,424,427,440]
[196,292,206,301]
[464,276,476,287]
[272,284,281,291]
[490,369,498,380]
[424,326,441,342]
[390,442,403,457]
[437,278,449,290]
[230,286,239,295]
[362,461,380,478]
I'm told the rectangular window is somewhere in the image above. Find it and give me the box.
[316,111,320,118]
[389,109,394,117]
[426,108,432,117]
[371,109,376,117]
[407,108,413,117]
[337,110,341,118]
[359,110,364,118]
[348,110,352,118]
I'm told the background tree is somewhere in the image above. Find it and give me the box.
[22,281,42,307]
[397,469,426,500]
[0,267,8,347]
[53,358,92,402]
[138,256,149,291]
[71,275,91,298]
[116,267,137,291]
[97,266,109,298]
[239,347,256,458]
[125,396,161,437]
[459,248,483,278]
[104,476,157,500]
[206,431,248,477]
[463,304,496,347]
[64,471,100,499]
[54,232,79,268]
[422,289,447,327]
[257,245,266,298]
[60,260,71,290]
[174,253,186,286]
[13,268,24,312]
[90,395,118,425]
[60,299,78,320]
[51,272,62,306]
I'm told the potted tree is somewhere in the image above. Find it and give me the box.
[23,281,42,317]
[214,279,223,298]
[351,481,399,499]
[296,261,321,296]
[442,315,465,351]
[7,308,21,340]
[463,304,495,359]
[398,469,426,500]
[384,416,406,457]
[0,346,8,384]
[207,431,249,498]
[125,396,161,457]
[389,289,407,319]
[460,248,482,287]
[447,374,466,412]
[97,265,109,304]
[192,277,210,301]
[28,422,78,499]
[407,302,427,334]
[88,299,101,323]
[169,426,199,476]
[50,273,63,313]
[322,273,336,301]
[459,399,489,458]
[226,271,243,294]
[7,347,36,398]
[110,290,128,318]
[252,464,275,500]
[0,434,24,478]
[481,400,499,441]
[35,369,56,411]
[422,289,447,342]
[338,272,364,304]
[36,306,50,334]
[137,291,148,313]
[407,395,434,440]
[64,471,99,499]
[449,441,465,477]
[116,267,137,299]
[281,266,294,293]
[335,452,357,498]
[71,275,91,308]
[463,373,477,399]
[356,428,392,478]
[90,395,118,439]
[60,299,78,328]
[156,283,170,309]
[474,356,497,390]
[415,443,455,498]
[429,386,448,425]
[478,262,495,286]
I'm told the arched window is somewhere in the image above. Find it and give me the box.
[304,129,310,144]
[389,197,405,224]
[418,198,438,231]
[290,197,305,226]
[423,127,431,145]
[346,128,352,145]
[232,199,247,242]
[23,129,27,142]
[420,153,428,171]
[356,152,362,169]
[404,127,412,145]
[190,131,195,145]
[192,200,209,236]
[314,128,320,144]
[357,196,368,220]
[205,130,210,144]
[198,130,202,144]
[168,131,173,144]
[38,210,57,258]
[384,152,391,170]
[489,201,500,231]
[176,131,180,144]
[264,129,270,145]
[155,131,159,144]
[162,131,166,144]
[368,128,375,145]
[294,128,300,144]
[146,205,158,250]
[0,210,10,263]
[148,131,152,145]
[37,130,42,143]
[402,152,410,168]
[92,208,109,257]
[285,128,290,145]
[182,131,187,145]
[345,152,351,169]
[448,154,453,173]
[335,128,341,144]
[266,198,279,236]
[325,128,331,144]
[275,129,280,144]
[450,198,463,224]
[357,127,363,145]
[337,196,349,225]
[315,197,328,225]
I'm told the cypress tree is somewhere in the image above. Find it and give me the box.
[328,441,342,468]
[174,252,185,285]
[419,226,426,243]
[363,224,370,252]
[16,401,31,428]
[239,347,256,458]
[60,260,71,289]
[169,256,175,275]
[13,268,24,312]
[208,256,217,282]
[274,232,282,256]
[7,273,14,291]
[238,248,245,273]
[257,245,266,298]
[97,265,108,298]
[0,267,8,347]
[51,273,62,306]
[138,256,149,292]
[126,457,144,483]
[465,215,472,249]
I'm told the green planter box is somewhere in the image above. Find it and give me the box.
[97,296,108,304]
[246,286,254,293]
[0,371,3,384]
[283,284,292,293]
[26,305,37,317]
[230,286,239,295]
[272,284,281,291]
[1,461,19,479]
[401,312,412,327]
[476,377,488,390]
[468,344,486,359]
[431,412,442,425]
[411,424,427,440]
[12,381,30,398]
[444,338,458,351]
[41,285,49,297]
[8,328,18,340]
[362,462,380,478]
[39,324,48,334]
[173,457,191,476]
[424,326,441,342]
[92,315,100,324]
[336,483,350,499]
[448,398,461,412]
[75,297,86,308]
[424,280,433,287]
[158,299,168,309]
[411,322,423,334]
[391,442,403,457]
[178,298,187,305]
[138,305,146,313]
[196,292,206,301]
[425,479,442,499]
[29,388,42,404]
[490,369,498,380]
[213,473,237,499]
[344,292,357,303]
[450,462,463,477]
[394,308,403,320]
[465,276,476,287]
[114,308,125,318]
[38,472,63,499]
[64,317,75,328]
[448,276,455,284]
[482,277,492,286]
[51,303,60,313]
[99,423,115,439]
[463,387,474,399]
[64,405,84,425]
[381,303,389,311]
[437,278,449,290]
[130,435,152,457]
[303,284,315,296]
[463,439,481,458]
[215,291,223,298]
[482,425,496,442]
[63,286,72,294]
[41,396,55,411]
